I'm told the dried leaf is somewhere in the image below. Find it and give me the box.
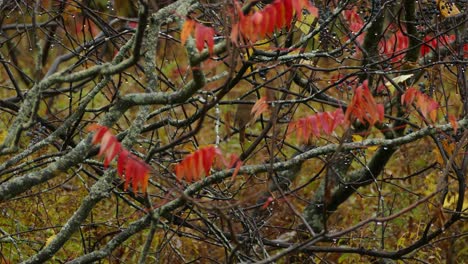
[438,0,461,18]
[251,96,269,121]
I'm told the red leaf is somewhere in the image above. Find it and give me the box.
[175,146,217,182]
[283,0,293,28]
[195,23,215,54]
[379,26,409,62]
[87,124,108,144]
[104,141,121,168]
[175,163,184,182]
[344,7,365,45]
[251,12,264,41]
[184,155,193,182]
[88,125,151,194]
[192,150,203,180]
[401,87,418,105]
[125,155,150,194]
[116,150,127,178]
[98,131,116,157]
[202,146,216,176]
[231,0,317,44]
[332,108,345,131]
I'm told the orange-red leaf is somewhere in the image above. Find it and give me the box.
[401,87,439,122]
[181,19,196,46]
[449,114,458,134]
[175,146,220,182]
[175,146,241,183]
[401,87,418,105]
[289,108,344,143]
[344,81,384,127]
[202,146,216,176]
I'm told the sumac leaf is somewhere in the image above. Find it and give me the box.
[88,124,151,194]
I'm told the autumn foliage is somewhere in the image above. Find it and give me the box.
[231,0,318,43]
[181,0,318,52]
[289,80,386,143]
[181,19,215,54]
[175,146,242,183]
[401,87,439,122]
[380,27,409,62]
[289,109,344,143]
[251,96,269,121]
[88,124,150,194]
[344,80,385,127]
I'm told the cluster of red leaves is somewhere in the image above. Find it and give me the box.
[175,146,242,183]
[421,34,468,58]
[181,19,215,54]
[344,7,365,44]
[289,108,344,143]
[344,80,385,127]
[379,27,409,62]
[231,0,318,43]
[180,0,319,53]
[401,87,439,122]
[87,124,151,194]
[344,13,409,62]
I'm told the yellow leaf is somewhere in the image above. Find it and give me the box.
[352,134,363,142]
[352,134,378,151]
[437,0,461,18]
[295,14,320,40]
[384,74,414,94]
